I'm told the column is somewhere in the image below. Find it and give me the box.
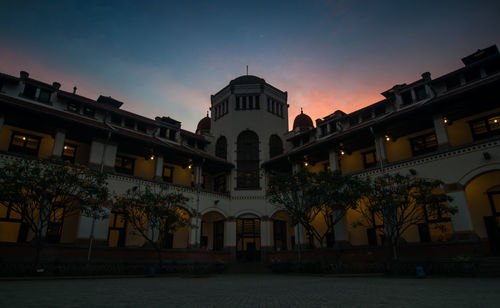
[225,217,237,259]
[260,217,272,262]
[446,184,478,241]
[433,113,450,146]
[154,154,164,180]
[328,150,340,172]
[0,114,5,135]
[194,164,202,186]
[89,139,117,170]
[76,208,112,245]
[334,215,350,247]
[51,129,66,157]
[189,216,201,247]
[294,224,304,248]
[374,133,388,163]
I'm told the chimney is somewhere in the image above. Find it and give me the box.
[73,86,77,94]
[20,71,29,80]
[421,72,431,81]
[52,82,61,90]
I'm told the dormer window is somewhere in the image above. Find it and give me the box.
[374,105,386,116]
[159,127,167,138]
[349,116,359,127]
[414,85,428,101]
[83,106,95,117]
[401,90,413,106]
[124,118,135,129]
[111,114,122,125]
[38,89,51,104]
[68,102,80,113]
[137,122,147,133]
[22,84,37,99]
[445,75,461,91]
[464,68,481,82]
[169,130,176,141]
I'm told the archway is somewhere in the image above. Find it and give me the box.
[271,211,294,251]
[200,211,226,251]
[465,170,500,254]
[159,206,191,249]
[236,213,261,262]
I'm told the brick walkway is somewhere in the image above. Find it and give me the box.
[1,274,498,307]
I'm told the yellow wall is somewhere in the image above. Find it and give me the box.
[386,128,435,162]
[0,124,54,158]
[465,170,500,238]
[134,155,155,179]
[447,108,500,147]
[271,211,293,250]
[173,165,193,187]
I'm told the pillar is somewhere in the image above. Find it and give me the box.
[0,114,5,135]
[328,150,340,172]
[294,224,304,248]
[446,184,478,241]
[189,216,201,247]
[76,208,112,245]
[334,215,350,247]
[154,154,164,180]
[51,129,66,157]
[260,217,272,261]
[433,113,450,147]
[89,139,117,170]
[225,217,237,259]
[194,165,202,186]
[374,133,388,163]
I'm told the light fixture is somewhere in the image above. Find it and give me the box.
[304,162,308,167]
[188,164,192,169]
[385,135,390,141]
[63,145,68,150]
[340,150,345,155]
[150,155,155,160]
[22,136,26,141]
[494,119,498,123]
[443,117,448,124]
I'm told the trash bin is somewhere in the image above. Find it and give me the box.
[416,265,425,278]
[148,266,156,277]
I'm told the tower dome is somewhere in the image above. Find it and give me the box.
[293,108,314,130]
[196,114,211,134]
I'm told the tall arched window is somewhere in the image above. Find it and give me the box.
[237,130,259,189]
[215,136,227,160]
[269,134,283,158]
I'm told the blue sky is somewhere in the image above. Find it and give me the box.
[1,0,499,131]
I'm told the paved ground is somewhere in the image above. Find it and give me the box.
[0,274,499,307]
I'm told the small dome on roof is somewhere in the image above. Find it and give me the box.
[293,108,314,130]
[229,75,266,86]
[196,114,211,134]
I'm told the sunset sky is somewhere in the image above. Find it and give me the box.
[1,0,499,131]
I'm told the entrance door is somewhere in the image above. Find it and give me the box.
[486,191,500,255]
[236,217,261,262]
[273,220,287,251]
[213,220,224,251]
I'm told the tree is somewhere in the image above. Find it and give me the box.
[355,173,457,263]
[314,171,369,247]
[268,170,367,252]
[112,185,189,267]
[0,158,109,267]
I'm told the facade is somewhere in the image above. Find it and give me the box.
[1,46,500,262]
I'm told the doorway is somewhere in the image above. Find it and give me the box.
[236,216,261,262]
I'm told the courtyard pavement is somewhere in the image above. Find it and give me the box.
[0,274,498,307]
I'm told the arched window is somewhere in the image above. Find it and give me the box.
[269,135,283,158]
[237,130,259,189]
[215,136,227,160]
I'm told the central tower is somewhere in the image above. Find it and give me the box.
[210,75,288,195]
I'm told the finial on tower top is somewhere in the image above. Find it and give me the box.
[246,65,248,75]
[301,107,303,114]
[206,111,209,117]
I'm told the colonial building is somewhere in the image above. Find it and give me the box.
[1,45,499,262]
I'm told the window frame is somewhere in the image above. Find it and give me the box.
[469,114,500,141]
[409,133,438,156]
[8,131,41,156]
[115,155,135,175]
[362,150,378,169]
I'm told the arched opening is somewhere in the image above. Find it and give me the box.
[269,134,283,158]
[271,211,294,251]
[159,206,191,249]
[200,211,225,251]
[236,213,261,261]
[215,136,227,160]
[237,130,259,189]
[465,170,500,255]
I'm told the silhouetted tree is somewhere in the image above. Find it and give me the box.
[0,158,109,268]
[355,173,457,264]
[113,186,188,267]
